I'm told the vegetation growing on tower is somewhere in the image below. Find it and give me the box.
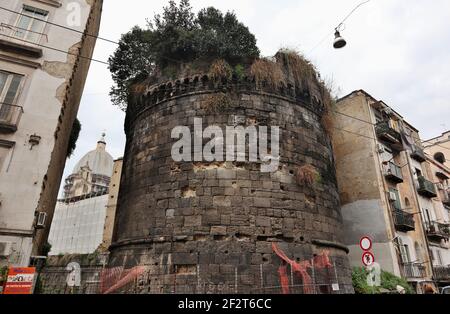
[108,0,260,110]
[109,0,337,125]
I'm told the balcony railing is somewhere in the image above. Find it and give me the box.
[401,263,426,279]
[393,209,415,232]
[375,120,402,143]
[384,162,404,183]
[426,221,450,241]
[410,144,426,163]
[434,266,450,281]
[0,103,23,133]
[0,24,44,58]
[1,23,48,44]
[417,176,437,198]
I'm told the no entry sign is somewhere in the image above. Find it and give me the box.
[3,267,36,294]
[360,236,372,251]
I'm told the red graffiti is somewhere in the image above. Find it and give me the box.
[272,243,332,294]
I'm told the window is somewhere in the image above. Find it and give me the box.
[0,71,24,122]
[402,244,411,263]
[437,250,443,266]
[415,168,422,178]
[398,238,410,263]
[12,5,48,43]
[389,188,401,210]
[0,146,10,171]
[404,197,411,208]
[425,209,432,225]
[434,152,446,164]
[414,242,421,263]
[0,71,23,104]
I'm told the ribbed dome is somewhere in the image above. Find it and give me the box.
[72,134,114,177]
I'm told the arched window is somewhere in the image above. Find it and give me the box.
[404,197,411,208]
[434,152,446,164]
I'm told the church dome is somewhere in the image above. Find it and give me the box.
[72,133,114,177]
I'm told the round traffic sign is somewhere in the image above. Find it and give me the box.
[362,252,375,267]
[360,236,372,251]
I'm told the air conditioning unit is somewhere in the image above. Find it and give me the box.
[0,242,12,257]
[35,212,47,229]
[389,192,397,201]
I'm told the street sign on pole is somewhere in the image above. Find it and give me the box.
[362,252,375,267]
[360,236,372,251]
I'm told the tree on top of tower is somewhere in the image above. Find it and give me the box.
[108,0,260,111]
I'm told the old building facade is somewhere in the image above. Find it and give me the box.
[332,90,437,293]
[0,0,103,267]
[423,131,450,288]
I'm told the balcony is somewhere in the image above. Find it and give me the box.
[434,266,450,281]
[0,103,23,133]
[0,24,44,59]
[393,209,415,232]
[417,176,437,198]
[426,221,450,242]
[401,263,426,279]
[375,120,402,144]
[410,144,426,163]
[440,189,450,206]
[383,162,404,183]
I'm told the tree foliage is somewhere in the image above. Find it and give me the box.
[67,118,81,158]
[108,0,260,110]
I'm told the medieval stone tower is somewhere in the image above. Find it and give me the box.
[108,53,353,294]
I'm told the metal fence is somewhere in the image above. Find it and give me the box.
[37,259,352,295]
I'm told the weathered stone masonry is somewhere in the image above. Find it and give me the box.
[108,72,353,294]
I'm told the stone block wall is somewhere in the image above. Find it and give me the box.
[108,75,353,294]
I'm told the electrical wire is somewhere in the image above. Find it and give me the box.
[336,0,371,31]
[1,3,444,147]
[0,32,109,65]
[306,0,371,55]
[421,138,450,152]
[332,109,375,126]
[0,6,118,45]
[0,5,190,67]
[332,125,378,141]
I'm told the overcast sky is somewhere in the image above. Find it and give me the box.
[61,0,450,195]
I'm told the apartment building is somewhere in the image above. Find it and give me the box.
[0,0,103,267]
[332,90,438,293]
[423,131,450,288]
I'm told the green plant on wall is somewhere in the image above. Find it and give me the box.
[233,64,245,80]
[42,242,52,257]
[352,267,415,294]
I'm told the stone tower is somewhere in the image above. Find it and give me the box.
[108,56,353,294]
